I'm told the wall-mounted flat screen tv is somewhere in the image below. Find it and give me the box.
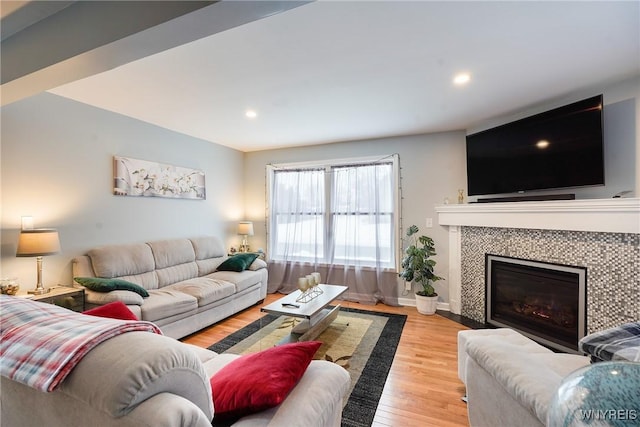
[466,95,604,197]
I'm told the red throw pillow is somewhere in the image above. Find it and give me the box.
[83,301,138,321]
[210,341,322,423]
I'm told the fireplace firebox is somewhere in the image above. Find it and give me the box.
[486,254,586,353]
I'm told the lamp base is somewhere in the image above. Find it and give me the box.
[240,236,250,253]
[28,287,50,295]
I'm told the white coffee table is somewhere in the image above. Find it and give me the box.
[261,284,348,342]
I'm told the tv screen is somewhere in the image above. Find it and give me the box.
[466,95,604,197]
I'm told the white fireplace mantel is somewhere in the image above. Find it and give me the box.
[435,198,640,315]
[436,198,640,234]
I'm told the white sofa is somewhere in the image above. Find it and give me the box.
[1,299,351,427]
[458,328,590,427]
[73,236,267,339]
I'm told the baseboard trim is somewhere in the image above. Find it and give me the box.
[397,297,487,328]
[398,297,450,312]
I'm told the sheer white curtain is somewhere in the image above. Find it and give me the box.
[270,168,325,264]
[267,168,324,294]
[267,156,399,306]
[326,163,398,304]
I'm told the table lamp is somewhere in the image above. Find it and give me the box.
[237,221,254,252]
[16,228,61,295]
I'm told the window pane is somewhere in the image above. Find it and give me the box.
[273,214,324,260]
[332,214,393,267]
[271,169,324,261]
[330,162,395,267]
[273,169,324,212]
[333,164,393,213]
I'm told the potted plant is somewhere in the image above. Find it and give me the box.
[399,225,444,315]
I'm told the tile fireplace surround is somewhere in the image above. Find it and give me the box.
[436,198,640,334]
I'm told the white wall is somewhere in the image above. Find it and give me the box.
[1,93,246,288]
[244,131,467,305]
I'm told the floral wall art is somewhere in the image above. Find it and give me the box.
[113,156,205,199]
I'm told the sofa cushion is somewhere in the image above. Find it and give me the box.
[195,258,225,276]
[191,237,227,276]
[148,239,200,287]
[155,262,199,288]
[88,243,156,278]
[74,277,149,297]
[210,270,263,293]
[116,271,159,290]
[164,278,235,307]
[191,236,226,260]
[217,253,259,272]
[148,239,196,269]
[83,301,139,320]
[209,341,322,423]
[140,289,198,322]
[84,289,144,306]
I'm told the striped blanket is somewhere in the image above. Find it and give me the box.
[0,294,162,392]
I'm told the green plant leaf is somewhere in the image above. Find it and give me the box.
[398,225,444,295]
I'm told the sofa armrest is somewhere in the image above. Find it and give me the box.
[72,255,95,277]
[248,258,267,270]
[82,288,144,306]
[73,256,145,307]
[58,331,213,420]
[231,360,350,427]
[466,338,589,425]
[0,381,213,427]
[105,392,214,427]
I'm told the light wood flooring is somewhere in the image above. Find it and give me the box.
[182,294,471,427]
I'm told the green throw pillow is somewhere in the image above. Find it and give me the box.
[74,277,149,297]
[217,253,260,272]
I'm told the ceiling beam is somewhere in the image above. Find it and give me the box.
[1,1,311,106]
[1,1,217,85]
[1,1,76,40]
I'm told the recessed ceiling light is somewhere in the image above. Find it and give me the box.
[245,110,257,119]
[536,140,550,149]
[453,73,471,86]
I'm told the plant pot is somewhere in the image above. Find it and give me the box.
[415,293,438,315]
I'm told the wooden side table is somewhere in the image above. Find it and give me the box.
[17,286,85,312]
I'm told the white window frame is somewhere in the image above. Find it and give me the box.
[266,154,400,270]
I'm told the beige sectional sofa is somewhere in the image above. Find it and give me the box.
[73,236,267,339]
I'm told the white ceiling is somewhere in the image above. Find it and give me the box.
[46,1,640,152]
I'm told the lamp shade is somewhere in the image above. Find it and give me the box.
[16,229,61,257]
[237,221,254,236]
